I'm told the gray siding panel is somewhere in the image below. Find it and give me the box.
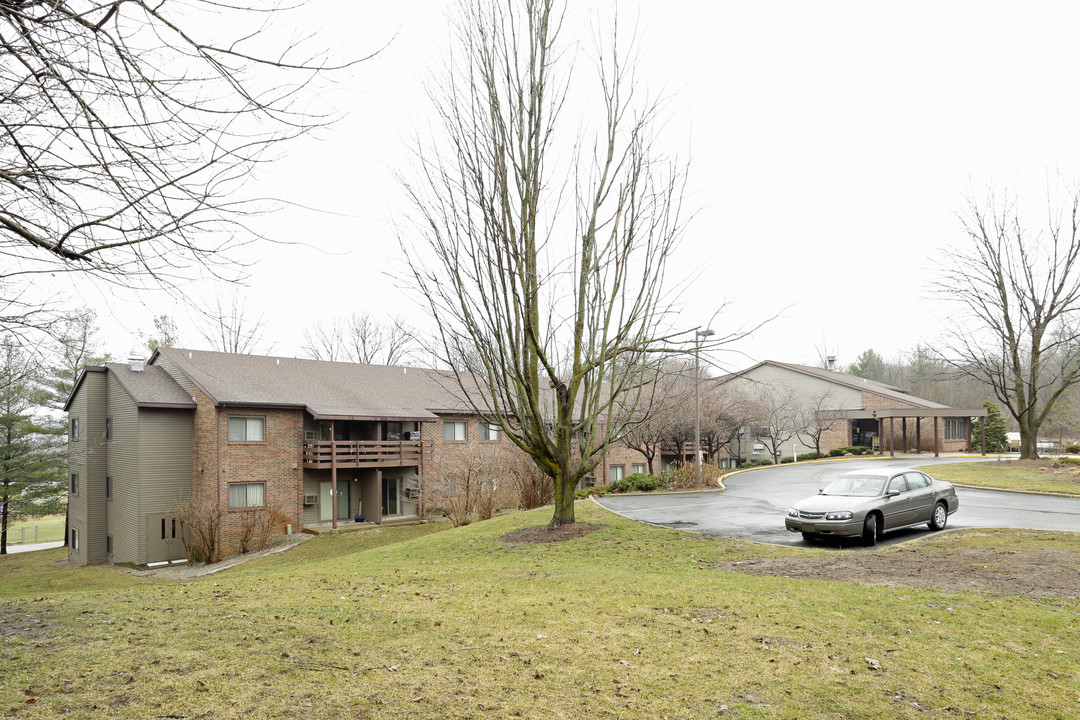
[68,371,108,565]
[106,373,141,565]
[137,409,193,564]
[153,353,194,395]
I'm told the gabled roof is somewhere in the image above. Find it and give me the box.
[717,360,949,410]
[151,347,471,421]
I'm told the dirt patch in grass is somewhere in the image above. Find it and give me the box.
[715,542,1080,599]
[500,523,606,544]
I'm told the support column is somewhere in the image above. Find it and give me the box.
[981,416,986,456]
[330,420,338,531]
[934,416,940,457]
[889,417,895,458]
[916,417,922,453]
[902,417,908,452]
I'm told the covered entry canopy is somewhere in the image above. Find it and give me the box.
[824,406,989,457]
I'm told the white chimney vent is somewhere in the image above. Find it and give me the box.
[127,349,145,372]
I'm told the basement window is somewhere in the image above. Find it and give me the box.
[228,482,266,509]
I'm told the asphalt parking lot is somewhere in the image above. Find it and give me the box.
[595,457,1080,548]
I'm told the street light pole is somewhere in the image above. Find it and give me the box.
[694,328,714,483]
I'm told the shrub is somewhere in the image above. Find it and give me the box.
[1067,444,1080,454]
[829,448,845,457]
[799,451,825,460]
[780,456,795,464]
[174,496,225,566]
[616,473,661,492]
[742,459,773,468]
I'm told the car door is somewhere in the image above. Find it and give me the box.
[882,473,915,528]
[904,471,936,522]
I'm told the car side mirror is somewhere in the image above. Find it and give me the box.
[817,488,824,494]
[885,490,899,498]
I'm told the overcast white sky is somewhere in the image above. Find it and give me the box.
[76,1,1080,373]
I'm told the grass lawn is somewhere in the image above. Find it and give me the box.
[1,502,1078,719]
[3,514,65,545]
[921,460,1080,495]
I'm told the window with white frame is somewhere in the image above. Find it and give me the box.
[69,417,79,442]
[944,418,964,442]
[609,465,625,483]
[479,421,500,441]
[70,473,79,496]
[632,463,646,475]
[228,482,266,509]
[227,416,265,442]
[70,528,79,551]
[443,420,467,442]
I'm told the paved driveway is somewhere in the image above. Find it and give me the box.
[595,457,1080,548]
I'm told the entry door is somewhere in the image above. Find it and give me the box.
[382,476,401,517]
[320,481,350,522]
[146,513,185,563]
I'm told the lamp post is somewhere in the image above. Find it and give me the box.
[694,328,715,483]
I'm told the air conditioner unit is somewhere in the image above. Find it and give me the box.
[404,431,421,441]
[303,494,318,506]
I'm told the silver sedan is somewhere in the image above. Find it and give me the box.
[785,467,959,545]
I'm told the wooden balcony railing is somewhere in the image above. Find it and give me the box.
[301,440,425,469]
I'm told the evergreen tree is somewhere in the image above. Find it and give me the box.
[972,398,1009,453]
[1,342,65,554]
[847,349,895,385]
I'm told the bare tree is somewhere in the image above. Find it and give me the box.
[198,295,268,355]
[302,312,418,366]
[938,184,1080,459]
[399,0,722,527]
[797,388,843,455]
[1,2,363,346]
[747,387,800,465]
[145,315,180,355]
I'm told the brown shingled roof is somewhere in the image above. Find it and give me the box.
[106,363,197,409]
[153,348,471,421]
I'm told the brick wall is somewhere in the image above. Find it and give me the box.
[190,390,305,552]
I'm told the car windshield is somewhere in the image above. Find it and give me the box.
[822,475,886,497]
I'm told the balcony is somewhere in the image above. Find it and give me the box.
[301,440,425,469]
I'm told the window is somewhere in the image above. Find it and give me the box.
[105,476,112,499]
[70,528,79,551]
[632,463,647,475]
[70,473,79,496]
[944,418,964,442]
[228,482,266,509]
[69,417,80,442]
[106,535,113,554]
[228,416,265,442]
[905,472,930,490]
[479,421,500,441]
[443,420,467,442]
[609,465,625,483]
[104,417,112,440]
[887,475,909,494]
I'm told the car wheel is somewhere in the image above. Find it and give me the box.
[862,514,878,546]
[801,532,815,543]
[929,502,948,531]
